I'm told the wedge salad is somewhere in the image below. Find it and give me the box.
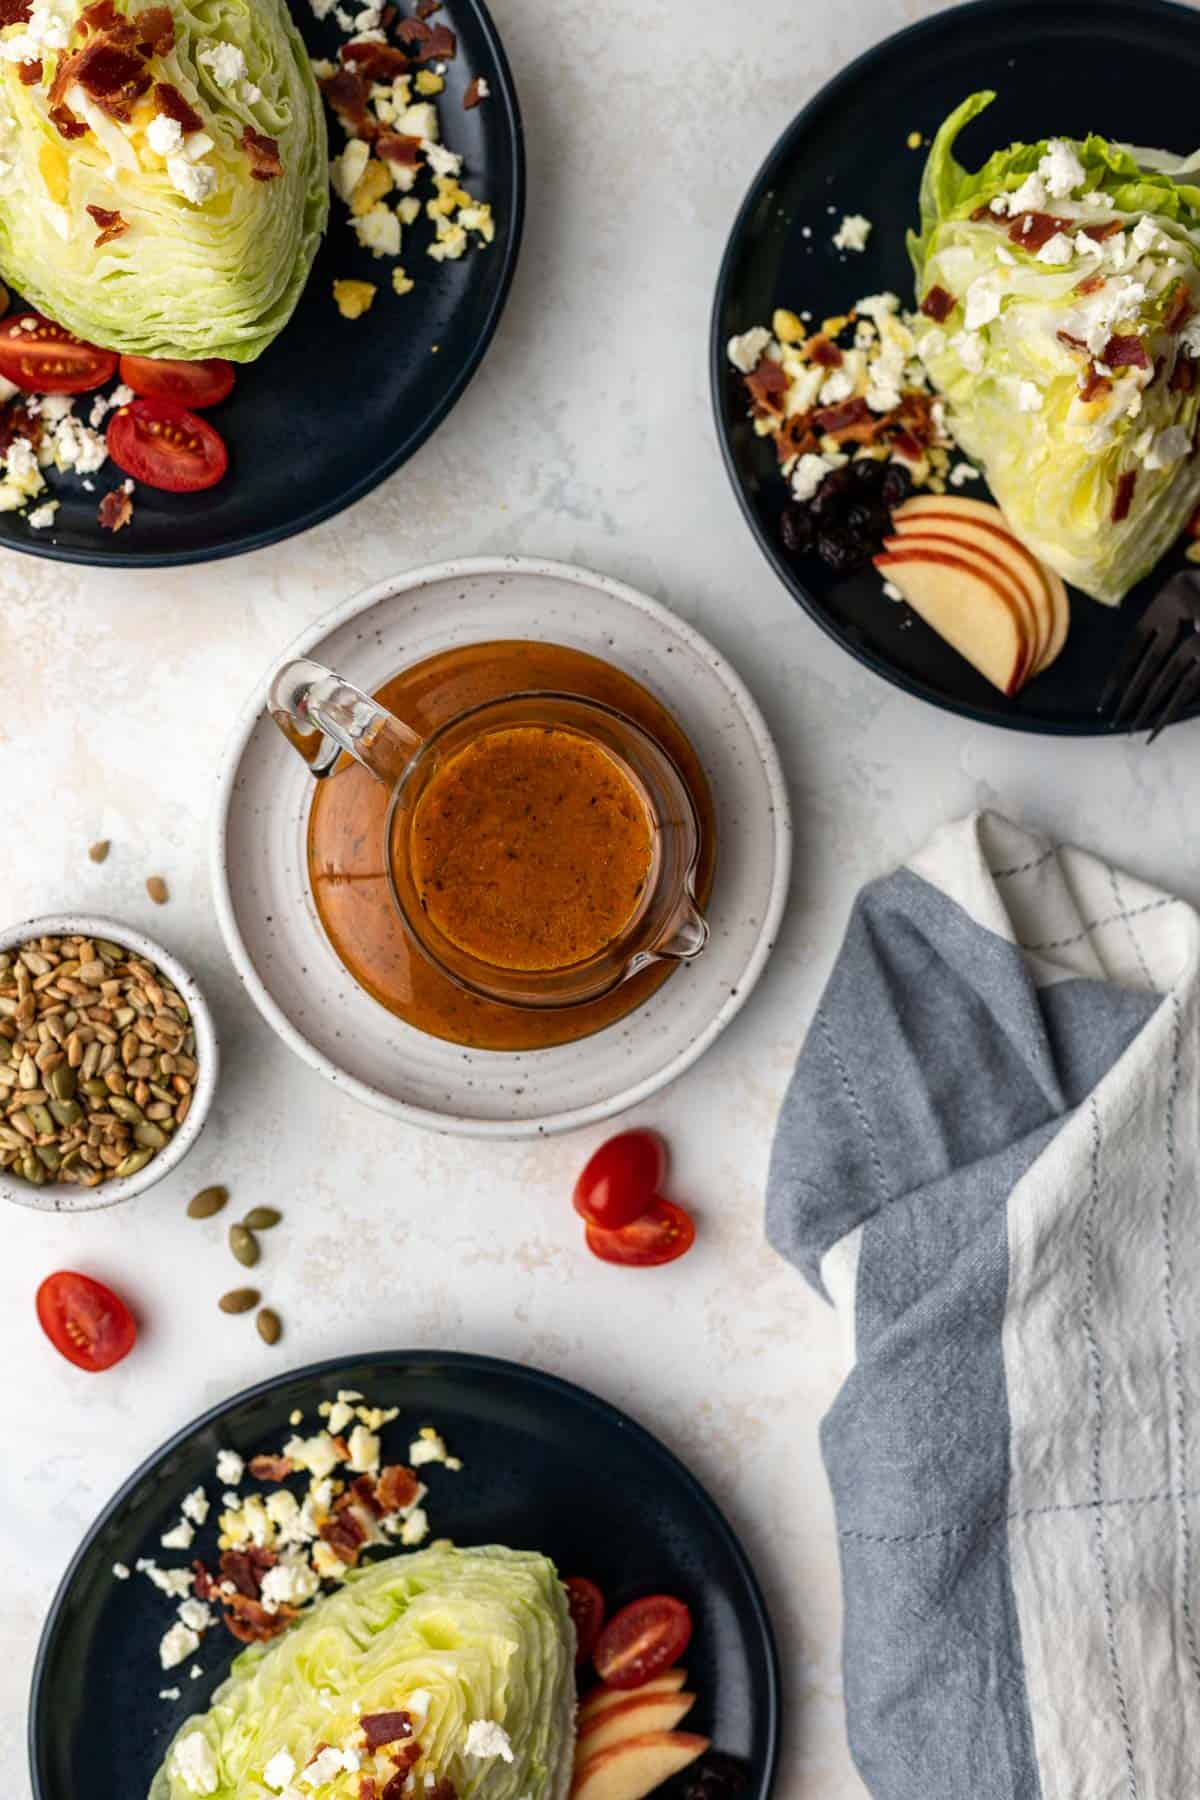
[729,93,1200,697]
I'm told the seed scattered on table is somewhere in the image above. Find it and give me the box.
[229,1223,259,1267]
[256,1307,281,1345]
[146,876,169,905]
[242,1206,281,1231]
[219,1287,260,1314]
[88,840,111,864]
[188,1184,228,1219]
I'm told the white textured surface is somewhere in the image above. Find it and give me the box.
[4,2,1200,1796]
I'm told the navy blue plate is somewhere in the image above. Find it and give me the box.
[29,1351,779,1800]
[1,0,523,568]
[712,0,1200,734]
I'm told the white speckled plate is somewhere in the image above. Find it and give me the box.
[211,558,791,1137]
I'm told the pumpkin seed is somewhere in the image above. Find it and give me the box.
[48,1064,76,1101]
[26,1103,54,1135]
[114,1148,154,1178]
[134,1121,169,1150]
[256,1308,281,1345]
[188,1185,228,1219]
[109,1095,145,1124]
[48,1098,82,1129]
[229,1224,259,1267]
[88,840,111,863]
[21,1151,44,1185]
[242,1206,282,1231]
[219,1287,260,1314]
[146,875,169,905]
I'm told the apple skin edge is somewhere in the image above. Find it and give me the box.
[874,546,1027,696]
[571,1731,713,1800]
[882,533,1039,683]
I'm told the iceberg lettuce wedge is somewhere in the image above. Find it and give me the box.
[908,92,1200,604]
[150,1545,578,1800]
[0,0,327,362]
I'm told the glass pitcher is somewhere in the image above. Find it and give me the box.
[269,658,710,1010]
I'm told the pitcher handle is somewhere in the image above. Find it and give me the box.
[268,659,422,787]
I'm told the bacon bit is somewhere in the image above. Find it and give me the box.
[1079,366,1112,403]
[0,402,40,460]
[395,15,455,58]
[891,430,924,462]
[340,38,410,78]
[341,1474,385,1518]
[243,125,283,180]
[319,66,375,137]
[1082,218,1124,242]
[1074,274,1105,297]
[191,1560,219,1601]
[806,334,843,369]
[744,356,788,416]
[98,486,134,532]
[17,58,42,83]
[970,202,995,222]
[154,80,203,133]
[50,102,87,139]
[1103,333,1150,370]
[223,1592,297,1645]
[376,131,422,167]
[0,0,31,21]
[68,39,152,118]
[388,1742,423,1778]
[463,74,485,108]
[920,284,956,323]
[1007,211,1070,251]
[319,1509,368,1566]
[775,414,818,465]
[330,1434,351,1461]
[87,203,128,247]
[812,395,872,436]
[361,1712,414,1751]
[1165,282,1194,335]
[76,0,121,32]
[219,1545,278,1597]
[247,1453,294,1481]
[1171,355,1196,395]
[1112,469,1137,522]
[376,1464,421,1513]
[381,1777,408,1800]
[134,3,173,52]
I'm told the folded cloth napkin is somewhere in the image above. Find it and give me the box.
[767,811,1200,1800]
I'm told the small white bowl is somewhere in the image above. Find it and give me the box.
[0,914,219,1213]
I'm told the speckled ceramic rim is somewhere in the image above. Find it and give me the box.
[28,1349,781,1800]
[0,913,219,1213]
[210,556,792,1139]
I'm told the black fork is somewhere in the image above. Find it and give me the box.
[1098,571,1200,742]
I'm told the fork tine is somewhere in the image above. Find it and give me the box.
[1111,622,1181,727]
[1100,615,1169,717]
[1147,647,1200,743]
[1127,638,1197,737]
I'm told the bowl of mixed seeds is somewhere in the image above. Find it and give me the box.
[0,916,218,1212]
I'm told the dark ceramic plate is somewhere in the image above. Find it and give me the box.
[29,1351,780,1800]
[1,0,523,568]
[712,0,1200,734]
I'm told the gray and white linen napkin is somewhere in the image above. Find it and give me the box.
[767,810,1200,1800]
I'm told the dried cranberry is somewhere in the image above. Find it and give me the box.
[817,530,867,574]
[880,464,913,508]
[683,1754,751,1800]
[850,457,886,491]
[779,504,815,554]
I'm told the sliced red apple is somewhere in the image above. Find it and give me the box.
[893,495,1068,676]
[577,1691,697,1756]
[579,1671,689,1727]
[571,1732,712,1800]
[873,547,1028,695]
[891,511,1049,670]
[879,536,1034,689]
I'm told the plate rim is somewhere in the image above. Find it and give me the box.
[27,1347,782,1800]
[0,0,526,572]
[209,554,794,1139]
[708,0,1200,738]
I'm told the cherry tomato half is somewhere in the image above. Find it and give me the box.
[593,1594,693,1690]
[573,1129,667,1231]
[36,1271,136,1372]
[107,397,228,493]
[585,1197,695,1268]
[118,354,236,410]
[564,1575,606,1666]
[0,313,118,394]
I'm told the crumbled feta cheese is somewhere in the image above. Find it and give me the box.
[964,276,1003,330]
[198,40,247,88]
[465,1721,514,1763]
[882,580,903,601]
[1039,139,1086,200]
[181,1487,210,1527]
[818,368,854,405]
[400,1507,429,1545]
[162,1519,195,1551]
[832,213,872,253]
[353,204,402,258]
[949,461,979,488]
[408,1428,454,1467]
[1002,172,1047,216]
[139,1560,194,1598]
[160,1686,182,1701]
[147,113,184,156]
[951,330,986,374]
[260,1556,321,1613]
[347,1424,382,1472]
[171,1732,219,1796]
[423,139,461,179]
[1015,379,1043,412]
[3,437,45,496]
[301,1746,359,1786]
[27,500,57,529]
[1131,216,1163,257]
[112,1562,131,1580]
[160,1621,202,1670]
[1036,232,1074,266]
[264,1750,297,1793]
[790,452,835,501]
[283,1433,343,1480]
[190,1665,203,1680]
[167,155,217,204]
[178,1597,214,1633]
[472,76,490,99]
[406,1689,431,1725]
[215,1449,244,1486]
